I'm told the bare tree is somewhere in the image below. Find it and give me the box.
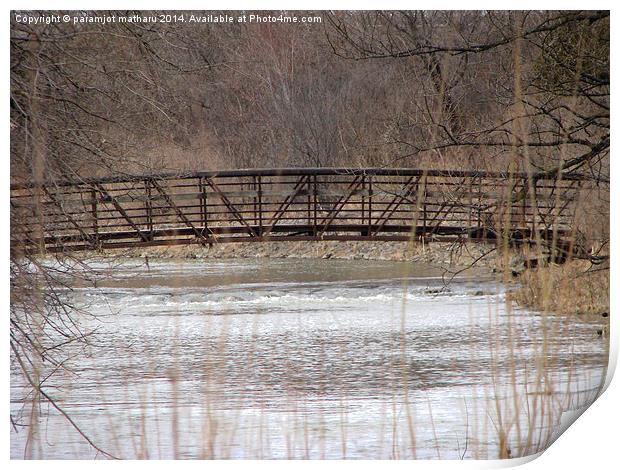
[326,11,609,177]
[10,11,220,455]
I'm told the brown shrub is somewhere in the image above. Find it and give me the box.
[513,260,609,316]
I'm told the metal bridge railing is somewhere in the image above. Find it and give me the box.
[10,168,586,253]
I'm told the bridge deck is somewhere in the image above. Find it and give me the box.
[10,168,585,254]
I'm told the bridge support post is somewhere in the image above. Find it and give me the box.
[307,176,311,231]
[421,175,427,239]
[91,189,99,248]
[253,175,258,228]
[145,179,154,241]
[477,175,482,238]
[531,179,537,241]
[257,175,263,237]
[360,174,368,237]
[521,178,527,234]
[361,174,365,230]
[199,176,209,242]
[367,175,373,237]
[312,174,318,237]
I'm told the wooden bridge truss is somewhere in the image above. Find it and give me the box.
[10,168,587,254]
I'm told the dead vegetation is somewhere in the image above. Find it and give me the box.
[513,260,609,317]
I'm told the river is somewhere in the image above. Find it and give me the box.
[10,257,607,459]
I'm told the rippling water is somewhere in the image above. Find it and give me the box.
[10,257,607,459]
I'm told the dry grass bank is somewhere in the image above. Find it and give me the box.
[513,260,610,317]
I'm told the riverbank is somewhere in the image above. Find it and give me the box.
[106,240,503,270]
[513,259,609,317]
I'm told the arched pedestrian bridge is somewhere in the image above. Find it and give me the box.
[11,168,588,254]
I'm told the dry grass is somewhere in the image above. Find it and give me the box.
[513,260,609,316]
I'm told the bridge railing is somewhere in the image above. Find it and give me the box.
[10,168,586,253]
